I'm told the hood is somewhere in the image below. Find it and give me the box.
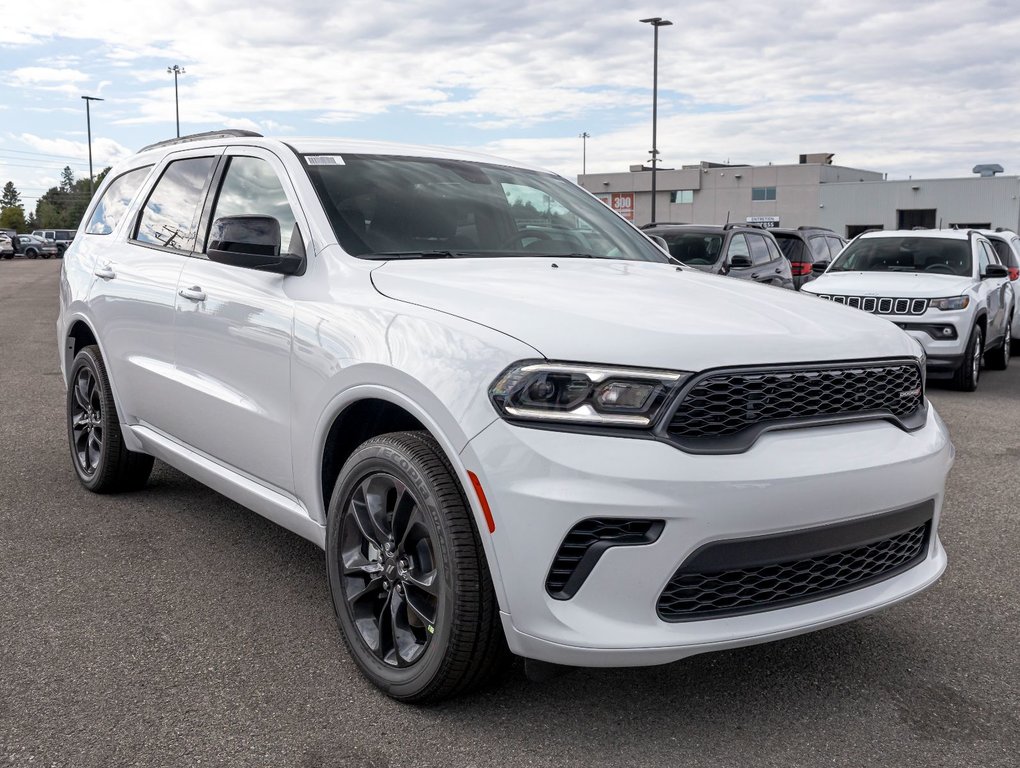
[371,258,920,371]
[804,271,973,298]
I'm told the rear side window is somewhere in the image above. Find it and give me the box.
[135,157,217,252]
[85,166,152,235]
[989,239,1013,264]
[747,233,771,265]
[765,236,783,262]
[808,237,830,261]
[826,237,845,258]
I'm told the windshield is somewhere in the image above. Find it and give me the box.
[655,232,724,265]
[302,154,670,262]
[830,236,973,276]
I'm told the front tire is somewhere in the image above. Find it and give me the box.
[26,248,38,259]
[985,318,1011,370]
[66,345,154,492]
[326,431,509,703]
[952,325,983,391]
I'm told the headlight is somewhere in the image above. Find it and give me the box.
[489,361,689,427]
[930,296,969,311]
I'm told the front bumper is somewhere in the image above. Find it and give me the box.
[462,407,953,667]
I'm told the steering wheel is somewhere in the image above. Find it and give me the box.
[924,263,956,275]
[500,230,553,250]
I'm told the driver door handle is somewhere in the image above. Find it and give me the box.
[178,285,207,302]
[94,263,116,280]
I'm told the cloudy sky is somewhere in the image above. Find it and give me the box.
[2,0,1019,213]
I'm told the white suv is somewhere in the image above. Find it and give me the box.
[804,229,1014,390]
[59,131,952,702]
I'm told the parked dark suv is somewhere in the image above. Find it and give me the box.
[771,227,846,290]
[642,223,794,289]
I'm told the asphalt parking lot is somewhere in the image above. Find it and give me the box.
[1,258,1018,768]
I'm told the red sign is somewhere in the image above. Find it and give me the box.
[611,192,634,221]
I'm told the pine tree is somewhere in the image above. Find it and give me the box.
[1,181,22,210]
[60,166,75,193]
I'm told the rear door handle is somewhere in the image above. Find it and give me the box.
[178,285,207,302]
[94,263,116,280]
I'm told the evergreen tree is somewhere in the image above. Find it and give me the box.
[60,166,75,193]
[1,181,22,210]
[0,181,26,233]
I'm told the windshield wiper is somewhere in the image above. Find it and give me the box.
[363,250,460,260]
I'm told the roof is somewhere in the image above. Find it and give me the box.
[858,229,977,240]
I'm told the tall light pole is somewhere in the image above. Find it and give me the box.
[579,132,590,177]
[640,17,672,224]
[167,65,186,138]
[81,96,104,197]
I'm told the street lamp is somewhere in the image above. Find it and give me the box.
[639,16,672,224]
[81,96,104,197]
[579,132,590,177]
[167,65,186,138]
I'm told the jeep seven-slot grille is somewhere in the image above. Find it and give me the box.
[816,294,928,315]
[666,362,923,447]
[656,520,931,621]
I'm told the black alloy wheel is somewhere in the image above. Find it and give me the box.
[339,471,441,668]
[952,325,982,391]
[66,345,154,492]
[26,248,38,259]
[326,431,509,702]
[69,364,105,477]
[986,319,1011,370]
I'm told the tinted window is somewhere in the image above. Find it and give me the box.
[210,156,300,254]
[978,242,994,273]
[826,237,845,258]
[751,187,776,201]
[989,239,1012,264]
[831,237,972,276]
[658,232,724,265]
[303,154,669,263]
[747,233,771,265]
[765,236,783,262]
[728,234,751,262]
[86,166,152,235]
[774,234,806,261]
[808,236,830,260]
[136,157,216,251]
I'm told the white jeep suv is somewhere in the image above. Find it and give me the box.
[59,131,952,702]
[804,229,1014,390]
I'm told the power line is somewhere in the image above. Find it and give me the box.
[0,147,90,162]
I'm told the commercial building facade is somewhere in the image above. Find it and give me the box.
[579,156,1020,236]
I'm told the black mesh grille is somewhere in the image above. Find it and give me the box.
[547,518,662,599]
[667,362,923,443]
[657,522,930,621]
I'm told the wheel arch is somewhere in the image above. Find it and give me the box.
[313,384,508,610]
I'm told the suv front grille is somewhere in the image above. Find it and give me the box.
[816,294,928,315]
[666,361,924,452]
[657,504,933,622]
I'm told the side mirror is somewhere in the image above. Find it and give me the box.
[207,215,305,276]
[982,264,1009,279]
[730,254,752,268]
[812,261,830,274]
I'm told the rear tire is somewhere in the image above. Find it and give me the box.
[26,249,38,259]
[326,431,510,703]
[951,325,982,391]
[985,319,1011,370]
[67,345,154,493]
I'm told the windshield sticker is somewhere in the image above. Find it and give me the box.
[306,155,345,166]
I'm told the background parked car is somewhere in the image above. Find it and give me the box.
[31,229,76,257]
[13,234,59,259]
[980,228,1020,350]
[771,227,847,290]
[0,233,13,259]
[642,223,794,289]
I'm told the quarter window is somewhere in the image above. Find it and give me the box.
[135,157,216,252]
[751,186,776,202]
[209,156,300,254]
[86,166,152,235]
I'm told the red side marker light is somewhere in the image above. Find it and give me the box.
[467,470,496,534]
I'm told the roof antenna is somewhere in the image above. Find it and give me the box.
[938,217,943,229]
[725,210,730,225]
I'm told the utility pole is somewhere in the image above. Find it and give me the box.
[579,132,590,177]
[81,96,104,197]
[640,17,672,224]
[167,65,186,138]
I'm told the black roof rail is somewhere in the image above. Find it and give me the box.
[139,129,263,153]
[640,221,688,229]
[797,225,833,232]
